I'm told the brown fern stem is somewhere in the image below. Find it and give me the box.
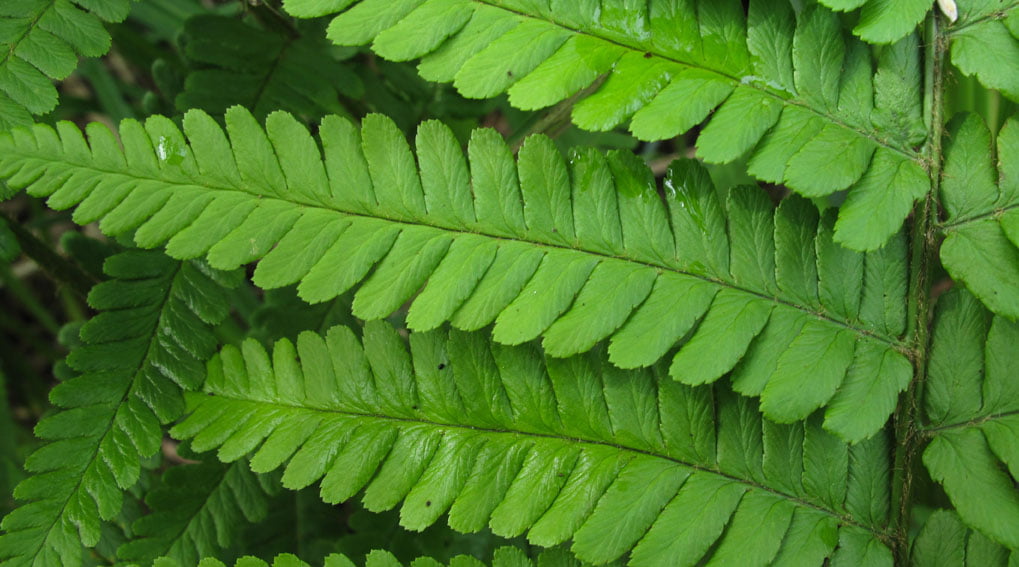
[891,11,948,564]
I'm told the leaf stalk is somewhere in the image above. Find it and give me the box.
[891,11,948,563]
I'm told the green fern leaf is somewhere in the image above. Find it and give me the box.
[948,2,1019,102]
[911,509,1017,566]
[938,113,1019,319]
[819,0,933,44]
[0,0,132,130]
[922,289,1019,550]
[281,0,931,250]
[171,320,893,565]
[807,1,1019,104]
[0,109,913,441]
[154,546,586,567]
[0,250,234,567]
[118,459,276,565]
[175,14,362,120]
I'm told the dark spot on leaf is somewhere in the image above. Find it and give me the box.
[438,363,446,370]
[643,52,652,58]
[426,500,432,507]
[507,70,513,77]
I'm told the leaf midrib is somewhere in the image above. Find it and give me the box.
[921,408,1019,435]
[9,149,907,351]
[162,463,236,560]
[937,201,1019,231]
[193,392,894,541]
[471,0,921,163]
[0,1,52,70]
[946,1,1019,36]
[18,263,179,560]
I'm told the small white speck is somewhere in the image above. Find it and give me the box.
[937,0,958,22]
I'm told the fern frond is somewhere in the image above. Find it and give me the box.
[154,546,583,567]
[819,0,935,44]
[118,459,275,565]
[171,320,895,565]
[0,109,912,441]
[921,289,1019,551]
[0,250,234,567]
[281,0,931,250]
[947,1,1019,102]
[937,113,1019,319]
[0,0,132,130]
[175,15,363,120]
[911,509,1017,566]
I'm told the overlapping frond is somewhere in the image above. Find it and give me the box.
[921,289,1019,552]
[0,0,132,130]
[281,0,930,250]
[171,320,895,566]
[937,113,1019,319]
[947,1,1019,102]
[0,251,234,567]
[118,460,275,566]
[154,546,583,567]
[911,510,1018,566]
[0,109,912,441]
[175,15,363,120]
[819,0,937,44]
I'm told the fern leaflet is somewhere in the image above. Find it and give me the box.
[0,109,912,441]
[819,0,938,44]
[0,250,234,567]
[938,113,1019,320]
[154,546,584,567]
[921,289,1019,550]
[175,14,363,121]
[282,0,932,250]
[0,0,132,130]
[910,509,1017,566]
[946,1,1019,102]
[118,459,275,565]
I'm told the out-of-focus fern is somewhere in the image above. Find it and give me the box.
[0,109,911,442]
[175,14,362,121]
[0,0,134,130]
[0,369,19,519]
[118,458,276,566]
[0,250,235,566]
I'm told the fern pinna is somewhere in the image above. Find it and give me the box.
[0,0,1018,566]
[0,250,234,565]
[168,319,890,566]
[0,108,910,443]
[0,0,132,130]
